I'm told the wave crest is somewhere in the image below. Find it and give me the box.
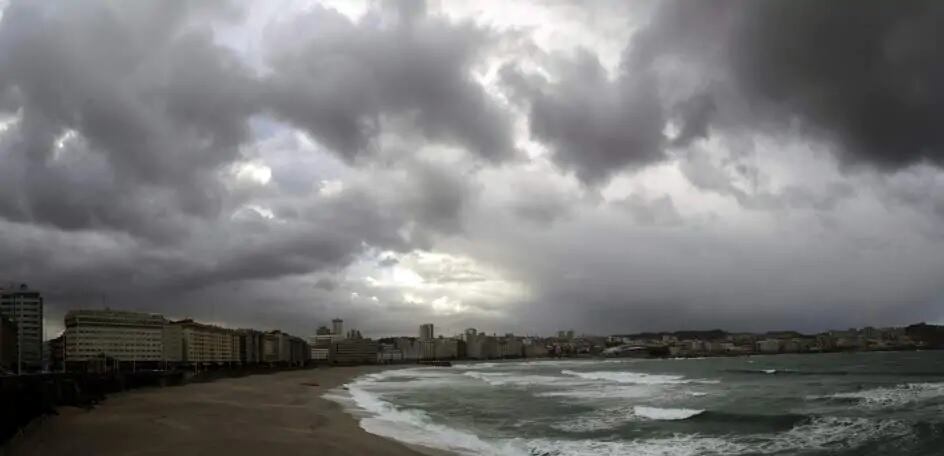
[561,369,718,385]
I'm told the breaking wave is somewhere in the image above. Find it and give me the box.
[810,382,944,408]
[533,416,910,456]
[561,369,719,385]
[633,406,705,420]
[462,371,578,387]
[552,406,706,433]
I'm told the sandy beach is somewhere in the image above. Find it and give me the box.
[2,366,435,456]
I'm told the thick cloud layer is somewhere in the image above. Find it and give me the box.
[645,0,944,170]
[502,48,665,184]
[1,0,943,338]
[262,3,515,163]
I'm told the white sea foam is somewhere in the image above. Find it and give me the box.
[462,371,510,385]
[750,416,912,452]
[327,368,915,456]
[537,416,909,455]
[451,362,501,369]
[633,406,705,420]
[455,359,604,370]
[463,371,581,387]
[330,379,528,456]
[357,368,463,390]
[553,406,704,433]
[536,384,659,399]
[811,382,944,408]
[527,435,747,456]
[561,369,719,385]
[550,407,637,433]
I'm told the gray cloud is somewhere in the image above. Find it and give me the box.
[613,193,682,226]
[0,0,256,238]
[377,256,400,268]
[3,0,944,339]
[262,3,515,163]
[502,48,665,185]
[642,0,944,170]
[0,0,506,336]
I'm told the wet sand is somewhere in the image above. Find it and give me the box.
[2,366,437,456]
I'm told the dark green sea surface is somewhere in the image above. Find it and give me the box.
[330,351,944,455]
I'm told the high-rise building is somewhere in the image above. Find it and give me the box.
[46,334,65,372]
[330,339,378,365]
[464,328,477,341]
[419,323,435,340]
[557,329,574,340]
[237,328,264,364]
[0,315,17,371]
[332,318,344,336]
[262,330,309,365]
[0,284,44,371]
[171,319,241,364]
[63,309,166,363]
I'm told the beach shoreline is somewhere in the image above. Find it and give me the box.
[1,365,445,456]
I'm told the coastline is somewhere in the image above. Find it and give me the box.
[1,365,446,456]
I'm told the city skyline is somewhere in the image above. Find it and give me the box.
[3,0,944,339]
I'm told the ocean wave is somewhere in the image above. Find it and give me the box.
[462,371,510,385]
[329,380,524,456]
[550,407,637,433]
[534,416,911,455]
[809,382,944,408]
[527,435,747,456]
[561,369,718,385]
[750,416,912,452]
[551,406,705,433]
[726,368,944,377]
[691,411,809,429]
[451,362,501,369]
[633,406,705,421]
[353,368,464,390]
[454,359,605,370]
[535,384,661,399]
[462,371,575,387]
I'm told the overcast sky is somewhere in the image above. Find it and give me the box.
[2,0,943,339]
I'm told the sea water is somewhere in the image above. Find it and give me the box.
[325,351,944,455]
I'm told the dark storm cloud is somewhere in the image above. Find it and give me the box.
[0,0,513,334]
[0,0,509,240]
[503,0,944,187]
[261,3,515,163]
[0,0,257,238]
[501,48,665,185]
[4,0,944,338]
[643,0,944,170]
[400,160,477,235]
[670,94,716,148]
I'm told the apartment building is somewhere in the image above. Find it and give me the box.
[172,319,241,364]
[0,284,44,370]
[262,331,309,365]
[0,315,16,371]
[63,309,165,363]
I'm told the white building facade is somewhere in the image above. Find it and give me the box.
[63,309,165,362]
